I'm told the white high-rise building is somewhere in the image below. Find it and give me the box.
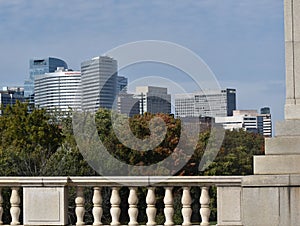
[175,88,236,118]
[34,67,81,112]
[81,56,117,112]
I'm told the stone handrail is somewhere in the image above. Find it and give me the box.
[0,176,243,226]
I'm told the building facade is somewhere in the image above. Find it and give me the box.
[175,88,236,118]
[215,108,272,137]
[34,67,81,113]
[134,86,171,114]
[0,87,24,114]
[24,57,68,104]
[117,76,128,94]
[116,93,140,117]
[257,107,272,137]
[81,56,117,112]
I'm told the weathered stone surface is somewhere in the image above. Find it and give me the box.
[285,104,300,120]
[276,120,300,136]
[294,41,300,99]
[254,155,300,174]
[265,136,300,154]
[285,41,295,106]
[242,174,290,186]
[285,0,293,42]
[217,186,242,226]
[294,0,300,41]
[23,187,68,225]
[242,187,280,226]
[242,175,300,226]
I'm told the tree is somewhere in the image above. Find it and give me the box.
[0,102,63,176]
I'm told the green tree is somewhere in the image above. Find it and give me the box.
[0,102,63,176]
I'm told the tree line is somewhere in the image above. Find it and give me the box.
[0,102,265,224]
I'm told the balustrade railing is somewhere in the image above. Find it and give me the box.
[0,176,243,226]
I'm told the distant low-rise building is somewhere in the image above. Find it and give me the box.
[117,86,171,116]
[175,88,236,118]
[135,86,171,114]
[116,93,140,117]
[215,107,272,137]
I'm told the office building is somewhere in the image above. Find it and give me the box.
[34,67,81,113]
[0,87,24,114]
[215,108,272,137]
[175,88,236,118]
[257,107,272,137]
[116,93,140,117]
[117,76,128,94]
[24,57,68,104]
[134,86,171,114]
[81,56,117,111]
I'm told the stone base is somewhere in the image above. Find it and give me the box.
[254,155,300,174]
[217,186,243,226]
[276,119,300,136]
[254,118,300,174]
[265,136,300,154]
[285,104,300,120]
[242,175,300,226]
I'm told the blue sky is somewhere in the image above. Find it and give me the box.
[0,0,285,124]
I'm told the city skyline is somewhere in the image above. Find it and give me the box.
[0,0,284,124]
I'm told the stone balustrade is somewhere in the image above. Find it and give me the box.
[0,176,243,226]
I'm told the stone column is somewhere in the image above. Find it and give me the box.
[285,0,300,119]
[254,0,300,176]
[242,1,300,225]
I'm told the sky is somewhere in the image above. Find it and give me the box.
[0,0,285,126]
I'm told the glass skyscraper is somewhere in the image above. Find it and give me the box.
[24,57,68,104]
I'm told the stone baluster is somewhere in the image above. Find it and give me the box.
[181,187,192,226]
[110,187,121,226]
[128,187,138,226]
[10,187,20,225]
[164,187,174,226]
[75,187,85,225]
[146,187,156,226]
[199,186,210,226]
[93,187,103,226]
[0,188,3,225]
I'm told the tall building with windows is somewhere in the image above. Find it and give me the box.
[34,67,81,113]
[81,56,117,111]
[257,107,272,137]
[24,57,68,105]
[135,86,171,114]
[175,88,236,118]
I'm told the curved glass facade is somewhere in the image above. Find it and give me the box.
[24,57,68,104]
